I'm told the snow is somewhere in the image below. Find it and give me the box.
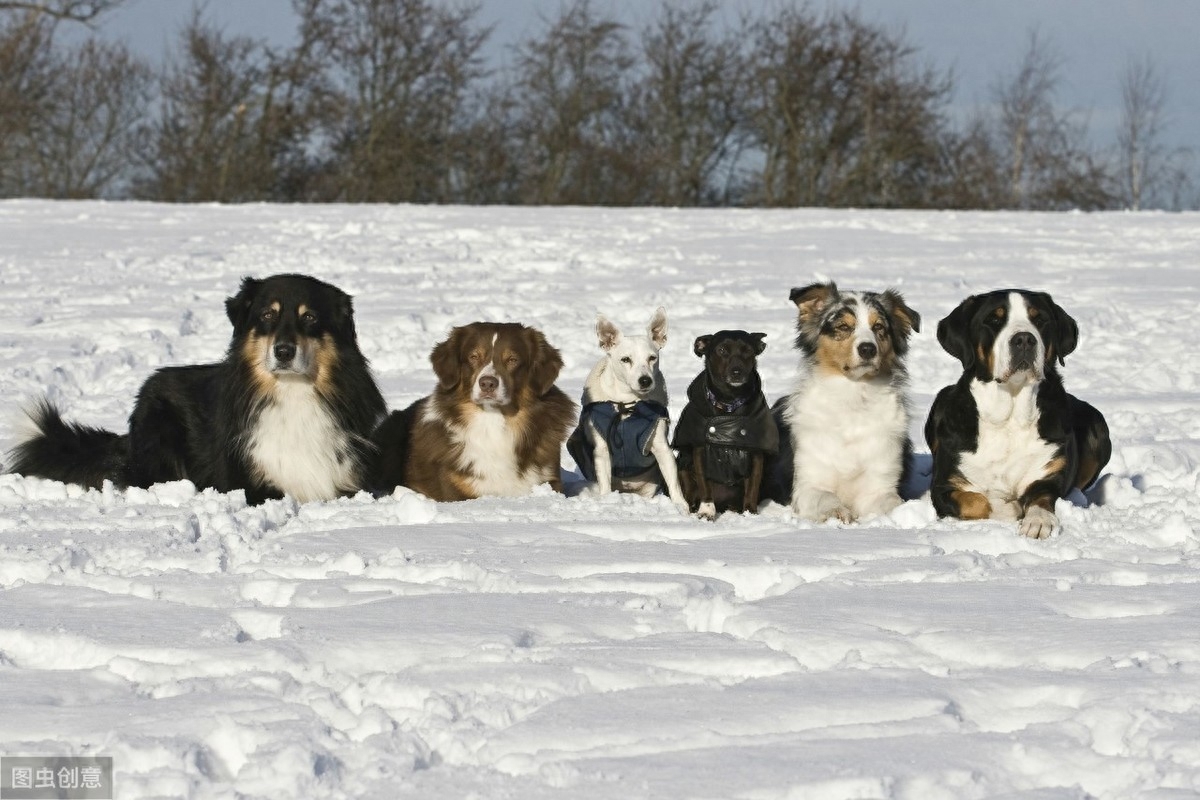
[1,200,1200,798]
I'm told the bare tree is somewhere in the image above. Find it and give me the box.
[991,29,1112,210]
[1117,55,1179,210]
[740,7,951,208]
[0,12,54,194]
[20,38,150,196]
[136,15,270,201]
[508,0,638,205]
[303,0,490,203]
[626,1,744,206]
[0,0,125,25]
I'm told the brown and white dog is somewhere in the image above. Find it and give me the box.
[371,322,576,501]
[768,282,921,522]
[924,290,1111,538]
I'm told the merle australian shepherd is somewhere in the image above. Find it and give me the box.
[8,274,386,505]
[767,282,921,522]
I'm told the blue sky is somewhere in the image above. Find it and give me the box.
[100,0,1199,153]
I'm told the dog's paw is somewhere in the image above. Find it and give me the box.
[696,501,717,521]
[1018,505,1057,539]
[827,504,856,524]
[578,483,609,499]
[672,498,692,515]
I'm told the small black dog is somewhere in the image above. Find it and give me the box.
[9,274,386,505]
[673,331,779,519]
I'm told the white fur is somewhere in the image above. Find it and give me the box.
[957,378,1061,533]
[247,377,359,503]
[845,294,883,379]
[993,291,1046,384]
[422,400,547,497]
[581,310,689,514]
[786,365,909,522]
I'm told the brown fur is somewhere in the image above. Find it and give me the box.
[403,322,577,502]
[953,490,993,519]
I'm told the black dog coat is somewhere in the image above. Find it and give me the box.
[673,373,778,484]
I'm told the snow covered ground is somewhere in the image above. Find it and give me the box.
[1,200,1199,799]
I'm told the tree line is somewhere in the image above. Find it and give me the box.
[0,0,1193,209]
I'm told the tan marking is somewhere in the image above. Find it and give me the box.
[1075,453,1101,492]
[241,332,276,396]
[298,303,308,316]
[1042,455,1067,479]
[793,284,836,323]
[952,489,992,519]
[1026,493,1055,512]
[814,331,856,376]
[313,333,340,399]
[868,308,898,375]
[270,301,281,312]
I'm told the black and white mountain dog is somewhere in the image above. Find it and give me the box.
[924,289,1111,538]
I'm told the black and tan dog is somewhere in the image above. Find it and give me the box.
[9,274,387,504]
[673,330,778,520]
[924,289,1110,538]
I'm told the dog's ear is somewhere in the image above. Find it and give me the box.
[528,327,565,396]
[749,332,767,354]
[225,276,262,329]
[648,307,668,349]
[937,295,982,371]
[879,289,921,355]
[596,314,621,351]
[790,282,837,324]
[430,327,464,391]
[332,289,356,340]
[1037,292,1078,365]
[693,335,713,358]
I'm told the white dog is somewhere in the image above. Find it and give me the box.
[566,308,689,513]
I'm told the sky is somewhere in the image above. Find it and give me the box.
[97,0,1199,154]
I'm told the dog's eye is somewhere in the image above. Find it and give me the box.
[647,355,657,364]
[621,356,633,365]
[717,346,728,356]
[872,322,886,334]
[469,352,482,365]
[260,308,278,323]
[301,311,317,326]
[506,355,519,367]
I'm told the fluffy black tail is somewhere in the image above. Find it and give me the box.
[7,401,129,489]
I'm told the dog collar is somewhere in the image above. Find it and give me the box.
[706,387,748,414]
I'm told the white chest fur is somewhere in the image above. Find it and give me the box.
[247,379,358,503]
[451,407,545,496]
[787,371,909,513]
[956,379,1058,515]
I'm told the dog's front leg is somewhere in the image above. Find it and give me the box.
[743,453,764,514]
[589,419,614,495]
[692,449,716,521]
[649,421,689,514]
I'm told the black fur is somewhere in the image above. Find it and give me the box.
[673,330,778,517]
[925,289,1110,521]
[8,274,386,505]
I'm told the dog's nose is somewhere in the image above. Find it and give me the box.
[857,342,878,360]
[478,375,499,394]
[1011,332,1037,355]
[273,342,296,363]
[638,375,653,390]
